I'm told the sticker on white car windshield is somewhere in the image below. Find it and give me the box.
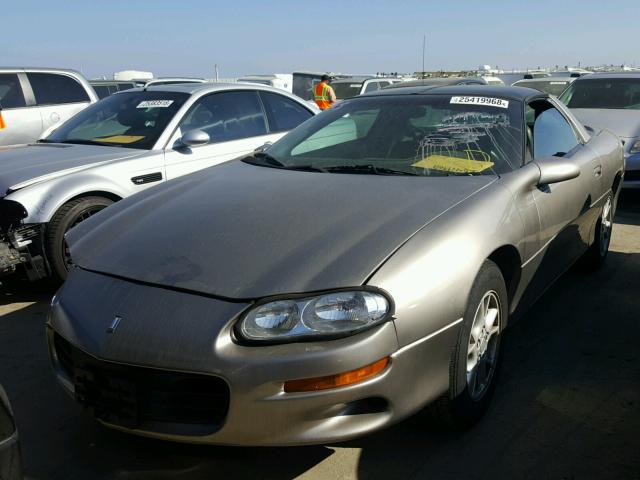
[450,96,509,109]
[550,82,568,85]
[136,100,174,109]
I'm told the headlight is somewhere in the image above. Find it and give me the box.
[236,289,392,343]
[629,139,640,155]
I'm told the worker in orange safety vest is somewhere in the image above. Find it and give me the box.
[314,75,336,110]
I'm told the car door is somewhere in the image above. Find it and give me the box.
[26,72,92,136]
[164,90,293,180]
[362,81,383,94]
[527,99,597,282]
[0,72,42,145]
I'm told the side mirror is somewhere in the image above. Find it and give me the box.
[177,129,210,148]
[535,156,580,185]
[254,141,273,154]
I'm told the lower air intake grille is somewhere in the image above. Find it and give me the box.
[53,333,229,436]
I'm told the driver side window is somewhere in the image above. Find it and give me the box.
[177,91,267,144]
[528,101,579,160]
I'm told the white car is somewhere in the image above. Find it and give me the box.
[0,68,98,146]
[331,77,403,99]
[237,74,293,93]
[482,76,505,86]
[0,83,316,280]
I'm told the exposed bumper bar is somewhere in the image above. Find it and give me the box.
[0,224,48,280]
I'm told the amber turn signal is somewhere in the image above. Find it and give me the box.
[284,357,390,393]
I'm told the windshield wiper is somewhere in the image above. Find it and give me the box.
[55,139,114,147]
[243,151,285,167]
[283,165,328,173]
[36,139,58,144]
[322,165,418,176]
[243,153,328,172]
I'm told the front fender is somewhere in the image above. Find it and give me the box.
[368,181,525,348]
[5,173,128,224]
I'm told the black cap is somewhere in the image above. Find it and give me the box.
[321,74,330,81]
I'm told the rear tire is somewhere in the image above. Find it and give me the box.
[581,192,613,271]
[428,260,507,430]
[45,196,113,281]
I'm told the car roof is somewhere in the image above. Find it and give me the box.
[513,77,576,84]
[384,77,488,89]
[0,66,84,76]
[144,77,205,84]
[363,84,543,101]
[115,82,313,104]
[332,76,376,83]
[90,79,137,84]
[574,72,640,80]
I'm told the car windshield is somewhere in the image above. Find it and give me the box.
[559,78,640,109]
[519,80,571,96]
[44,91,190,149]
[248,94,523,176]
[332,82,363,99]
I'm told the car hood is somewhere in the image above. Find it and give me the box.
[0,143,144,194]
[68,161,496,299]
[570,108,640,140]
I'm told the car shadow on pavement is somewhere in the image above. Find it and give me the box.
[0,276,58,306]
[617,189,640,214]
[351,249,640,479]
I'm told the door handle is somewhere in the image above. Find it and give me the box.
[593,165,602,177]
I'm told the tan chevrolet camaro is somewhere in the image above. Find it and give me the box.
[47,85,623,445]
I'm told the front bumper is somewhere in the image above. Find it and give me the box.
[47,268,458,446]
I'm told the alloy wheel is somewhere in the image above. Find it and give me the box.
[599,196,613,257]
[466,291,501,401]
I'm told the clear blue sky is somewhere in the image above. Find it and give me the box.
[3,0,638,79]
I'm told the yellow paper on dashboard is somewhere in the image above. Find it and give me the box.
[412,154,494,174]
[96,135,145,144]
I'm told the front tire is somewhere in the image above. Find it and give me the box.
[429,259,507,430]
[581,193,613,271]
[45,196,113,281]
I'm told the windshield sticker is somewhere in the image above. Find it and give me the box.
[350,84,361,87]
[136,100,174,109]
[412,154,495,173]
[450,96,509,109]
[96,135,146,144]
[550,82,568,85]
[412,111,518,173]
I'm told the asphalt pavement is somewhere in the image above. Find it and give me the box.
[1,191,639,480]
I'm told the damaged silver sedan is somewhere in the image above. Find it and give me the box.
[0,83,315,281]
[48,85,623,445]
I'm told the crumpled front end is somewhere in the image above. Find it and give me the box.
[0,198,47,280]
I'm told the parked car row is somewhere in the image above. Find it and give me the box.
[0,67,633,449]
